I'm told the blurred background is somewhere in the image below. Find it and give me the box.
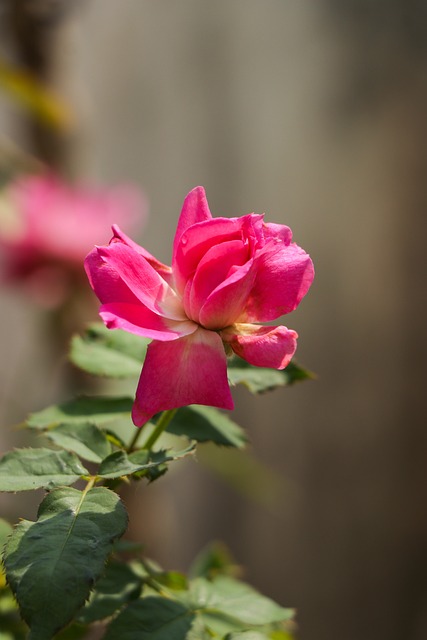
[1,1,427,639]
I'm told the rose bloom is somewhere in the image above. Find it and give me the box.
[85,187,314,426]
[0,173,145,306]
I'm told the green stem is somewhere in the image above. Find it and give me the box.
[141,408,178,451]
[127,424,145,453]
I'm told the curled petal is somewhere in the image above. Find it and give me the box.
[263,221,293,245]
[95,241,185,320]
[85,247,139,305]
[100,302,197,341]
[241,242,314,323]
[184,239,249,322]
[198,259,257,329]
[172,186,212,269]
[132,327,234,426]
[173,214,263,294]
[221,324,298,370]
[111,225,173,283]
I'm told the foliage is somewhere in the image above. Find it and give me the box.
[0,324,308,638]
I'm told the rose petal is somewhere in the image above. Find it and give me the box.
[111,225,173,283]
[95,241,185,320]
[184,239,249,322]
[100,302,197,341]
[173,214,264,294]
[11,175,144,262]
[85,247,140,305]
[263,221,293,245]
[131,327,234,426]
[172,186,212,268]
[198,258,257,329]
[241,242,314,322]
[221,324,297,369]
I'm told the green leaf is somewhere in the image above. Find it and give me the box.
[198,446,282,510]
[77,560,141,624]
[189,542,239,580]
[186,618,214,640]
[3,486,128,640]
[103,597,195,640]
[137,560,188,591]
[26,396,133,430]
[0,448,88,491]
[70,324,149,378]
[227,358,313,394]
[167,406,247,448]
[0,518,12,548]
[98,444,196,480]
[152,571,188,592]
[268,632,295,640]
[54,624,87,640]
[44,422,112,463]
[183,577,294,632]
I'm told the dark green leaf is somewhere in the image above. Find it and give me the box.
[70,324,149,378]
[227,358,313,394]
[26,396,133,430]
[77,561,141,624]
[98,444,195,480]
[103,597,194,640]
[167,406,247,448]
[54,624,87,640]
[3,486,128,640]
[0,448,88,491]
[113,540,144,555]
[44,422,112,463]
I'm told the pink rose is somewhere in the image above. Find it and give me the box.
[0,173,145,306]
[85,187,314,426]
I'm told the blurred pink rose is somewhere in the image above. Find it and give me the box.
[0,174,145,306]
[85,186,314,426]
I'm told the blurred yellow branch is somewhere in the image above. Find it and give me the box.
[0,57,73,132]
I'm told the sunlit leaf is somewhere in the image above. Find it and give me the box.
[44,422,112,463]
[167,405,247,448]
[0,448,88,491]
[0,518,12,548]
[182,576,294,634]
[70,324,149,378]
[26,396,133,430]
[3,486,128,639]
[225,633,269,640]
[227,358,313,394]
[0,518,13,589]
[98,444,196,480]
